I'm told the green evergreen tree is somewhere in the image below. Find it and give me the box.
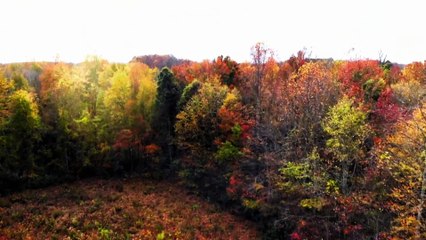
[152,68,181,166]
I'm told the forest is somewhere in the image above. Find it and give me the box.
[1,43,426,239]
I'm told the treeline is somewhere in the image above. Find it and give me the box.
[1,46,426,239]
[132,54,191,69]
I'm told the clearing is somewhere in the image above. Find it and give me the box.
[0,178,260,239]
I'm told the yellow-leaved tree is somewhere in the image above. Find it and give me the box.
[382,102,426,239]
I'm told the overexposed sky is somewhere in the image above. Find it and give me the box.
[0,0,425,64]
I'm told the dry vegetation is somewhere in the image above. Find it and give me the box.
[0,179,260,240]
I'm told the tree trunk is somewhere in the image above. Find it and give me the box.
[65,148,69,172]
[341,160,349,195]
[416,164,426,238]
[167,118,173,164]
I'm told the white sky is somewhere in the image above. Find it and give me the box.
[0,0,425,64]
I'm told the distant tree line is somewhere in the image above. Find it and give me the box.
[131,54,191,69]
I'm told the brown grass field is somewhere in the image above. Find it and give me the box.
[0,179,260,240]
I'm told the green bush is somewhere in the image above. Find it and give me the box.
[215,141,242,163]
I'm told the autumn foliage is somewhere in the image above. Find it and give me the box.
[0,47,425,239]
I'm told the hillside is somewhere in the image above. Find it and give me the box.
[2,51,426,238]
